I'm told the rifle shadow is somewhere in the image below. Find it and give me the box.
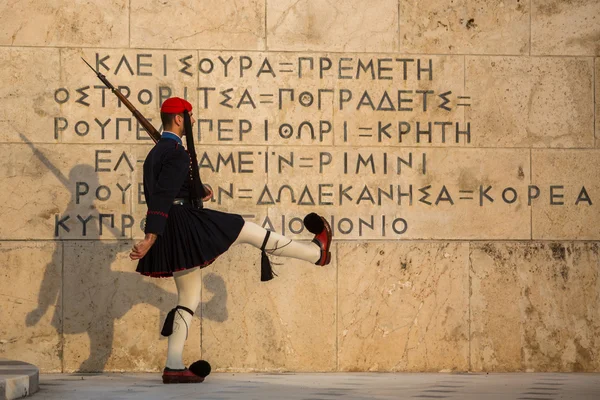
[23,141,228,372]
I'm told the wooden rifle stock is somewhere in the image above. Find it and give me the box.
[81,57,161,143]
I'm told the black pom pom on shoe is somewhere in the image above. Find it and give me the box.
[303,213,324,234]
[189,360,212,378]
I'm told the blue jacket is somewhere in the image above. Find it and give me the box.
[143,134,192,234]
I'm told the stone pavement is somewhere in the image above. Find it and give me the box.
[31,372,600,400]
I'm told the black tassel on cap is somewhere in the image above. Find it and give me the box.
[303,212,324,234]
[260,230,277,282]
[161,305,194,337]
[183,109,206,203]
[189,360,212,377]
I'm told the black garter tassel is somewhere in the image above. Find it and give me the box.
[161,305,194,337]
[260,231,277,282]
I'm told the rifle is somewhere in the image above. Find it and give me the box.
[81,57,161,143]
[82,57,209,205]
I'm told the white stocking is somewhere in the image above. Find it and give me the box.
[165,267,202,370]
[233,221,320,264]
[165,222,320,369]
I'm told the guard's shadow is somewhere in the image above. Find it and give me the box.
[22,139,228,372]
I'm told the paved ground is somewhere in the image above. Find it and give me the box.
[31,372,600,400]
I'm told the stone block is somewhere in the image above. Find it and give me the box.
[131,145,153,240]
[201,244,336,371]
[469,242,521,372]
[59,48,198,144]
[399,0,530,54]
[266,147,531,240]
[131,145,268,239]
[594,58,600,147]
[331,55,465,147]
[337,242,470,371]
[267,0,398,52]
[0,48,60,143]
[532,0,600,56]
[130,0,265,50]
[0,144,133,240]
[466,56,594,147]
[62,241,196,372]
[195,51,336,146]
[470,242,600,372]
[0,0,128,47]
[0,242,62,372]
[532,150,600,240]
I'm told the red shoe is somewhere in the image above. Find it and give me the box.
[162,367,205,384]
[304,213,332,266]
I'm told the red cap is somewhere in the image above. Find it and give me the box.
[160,97,193,113]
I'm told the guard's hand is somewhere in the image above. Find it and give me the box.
[202,185,213,202]
[130,234,157,260]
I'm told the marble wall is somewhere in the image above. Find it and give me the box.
[0,0,598,373]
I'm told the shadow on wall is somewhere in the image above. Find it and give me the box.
[21,137,228,372]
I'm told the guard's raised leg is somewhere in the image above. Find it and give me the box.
[233,213,333,266]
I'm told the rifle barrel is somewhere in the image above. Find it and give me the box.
[81,57,160,143]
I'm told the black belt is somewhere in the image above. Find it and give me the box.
[173,198,203,209]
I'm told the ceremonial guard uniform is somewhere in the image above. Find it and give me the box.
[131,97,332,384]
[136,130,244,277]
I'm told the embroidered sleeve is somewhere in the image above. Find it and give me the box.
[147,210,169,218]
